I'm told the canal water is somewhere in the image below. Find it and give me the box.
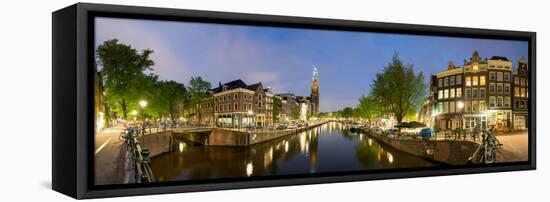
[151,122,438,182]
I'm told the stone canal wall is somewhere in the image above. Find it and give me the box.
[137,131,173,158]
[174,122,326,146]
[369,133,479,165]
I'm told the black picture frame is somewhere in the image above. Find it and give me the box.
[52,3,536,199]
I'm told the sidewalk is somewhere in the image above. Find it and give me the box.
[496,130,529,162]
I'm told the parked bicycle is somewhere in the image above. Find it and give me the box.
[479,125,503,163]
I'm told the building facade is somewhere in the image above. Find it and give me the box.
[512,56,529,130]
[432,51,528,132]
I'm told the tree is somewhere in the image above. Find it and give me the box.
[370,52,426,124]
[272,96,281,122]
[187,76,212,120]
[156,80,188,122]
[291,104,300,120]
[341,107,354,119]
[356,95,380,123]
[96,39,154,119]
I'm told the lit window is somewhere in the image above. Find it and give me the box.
[444,89,449,99]
[450,88,455,98]
[489,96,496,107]
[465,76,472,86]
[456,75,462,85]
[472,76,478,86]
[479,76,486,86]
[456,88,462,97]
[438,90,443,99]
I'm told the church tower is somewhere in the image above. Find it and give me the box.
[311,67,319,115]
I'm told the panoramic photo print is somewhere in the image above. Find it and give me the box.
[93,17,530,185]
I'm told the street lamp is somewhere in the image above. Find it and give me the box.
[457,101,464,140]
[139,100,147,134]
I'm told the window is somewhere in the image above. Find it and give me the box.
[465,88,471,99]
[234,94,238,99]
[480,76,486,86]
[472,76,478,86]
[444,89,449,99]
[480,88,486,99]
[505,97,511,108]
[465,76,472,86]
[438,79,443,87]
[443,102,448,113]
[450,76,455,85]
[450,88,455,98]
[497,96,503,107]
[456,75,462,85]
[490,96,496,107]
[504,84,511,94]
[444,77,449,87]
[472,88,478,99]
[456,88,462,98]
[450,101,456,113]
[438,90,443,99]
[521,88,526,97]
[465,101,471,112]
[480,101,486,112]
[489,83,496,93]
[489,72,496,80]
[235,103,238,111]
[514,77,519,85]
[504,72,510,81]
[497,83,503,94]
[515,88,520,97]
[497,72,503,81]
[472,101,478,112]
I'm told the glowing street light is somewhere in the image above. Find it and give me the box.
[139,100,148,108]
[138,100,148,134]
[457,101,464,110]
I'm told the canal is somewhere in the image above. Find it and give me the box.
[151,121,439,182]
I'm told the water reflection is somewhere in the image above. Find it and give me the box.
[151,122,438,182]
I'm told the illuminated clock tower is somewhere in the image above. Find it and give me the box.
[311,67,319,115]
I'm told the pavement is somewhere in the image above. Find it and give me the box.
[496,130,529,163]
[94,127,127,185]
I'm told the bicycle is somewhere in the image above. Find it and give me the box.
[480,126,503,163]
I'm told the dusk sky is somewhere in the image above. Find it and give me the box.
[95,17,528,112]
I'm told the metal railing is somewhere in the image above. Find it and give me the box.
[120,126,155,183]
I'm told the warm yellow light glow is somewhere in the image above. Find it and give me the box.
[139,100,148,108]
[131,110,138,116]
[179,142,185,153]
[246,162,253,177]
[247,110,253,115]
[387,152,394,164]
[457,101,464,109]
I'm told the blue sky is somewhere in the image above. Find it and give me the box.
[95,17,528,112]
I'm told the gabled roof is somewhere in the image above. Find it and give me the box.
[211,79,247,93]
[490,56,510,61]
[246,82,262,91]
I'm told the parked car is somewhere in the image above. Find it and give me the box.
[419,128,432,140]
